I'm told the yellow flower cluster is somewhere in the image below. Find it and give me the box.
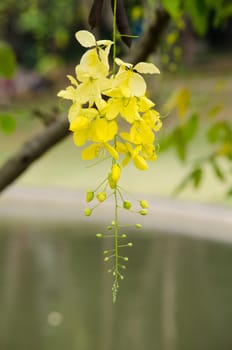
[58,30,162,172]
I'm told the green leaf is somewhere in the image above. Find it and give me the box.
[0,41,17,78]
[226,188,232,198]
[0,114,16,133]
[207,104,222,119]
[159,132,175,152]
[183,113,199,142]
[173,166,203,195]
[210,157,225,181]
[207,121,232,144]
[184,0,210,35]
[191,167,203,188]
[174,128,187,162]
[173,173,192,196]
[161,0,181,17]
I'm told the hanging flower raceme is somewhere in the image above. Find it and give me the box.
[58,29,162,302]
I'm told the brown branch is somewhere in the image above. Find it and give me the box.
[127,6,170,65]
[0,116,69,193]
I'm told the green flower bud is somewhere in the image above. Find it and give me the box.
[84,208,92,216]
[86,190,94,202]
[123,257,129,261]
[123,200,132,210]
[96,191,107,202]
[121,234,127,238]
[96,233,103,238]
[128,242,133,247]
[135,224,142,229]
[104,257,109,262]
[140,200,149,209]
[139,209,147,216]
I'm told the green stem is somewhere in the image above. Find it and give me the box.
[112,184,119,303]
[112,0,117,74]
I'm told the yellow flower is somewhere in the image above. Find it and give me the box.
[114,58,160,97]
[82,142,118,160]
[142,143,157,161]
[121,120,154,145]
[90,118,118,143]
[142,109,162,131]
[103,88,140,123]
[75,49,110,108]
[75,30,113,68]
[116,142,148,170]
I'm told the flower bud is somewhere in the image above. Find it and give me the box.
[135,224,142,229]
[123,200,132,210]
[86,190,94,202]
[108,173,116,189]
[96,233,103,238]
[139,209,147,216]
[128,242,133,247]
[123,257,128,261]
[111,163,121,182]
[140,199,149,208]
[96,191,107,202]
[84,208,92,216]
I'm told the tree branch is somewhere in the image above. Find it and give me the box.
[0,116,69,193]
[127,6,170,65]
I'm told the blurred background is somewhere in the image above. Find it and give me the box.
[0,0,232,349]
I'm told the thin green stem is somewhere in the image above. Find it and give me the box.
[112,0,117,74]
[112,184,119,303]
[93,177,108,192]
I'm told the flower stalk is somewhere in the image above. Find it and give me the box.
[57,4,162,301]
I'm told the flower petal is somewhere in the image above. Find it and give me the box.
[129,73,146,96]
[133,155,148,170]
[104,143,119,159]
[115,57,132,69]
[75,30,95,47]
[134,62,160,74]
[81,143,99,160]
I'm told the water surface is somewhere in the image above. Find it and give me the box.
[0,219,232,350]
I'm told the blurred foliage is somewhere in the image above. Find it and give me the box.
[0,0,84,68]
[160,84,232,197]
[159,0,232,35]
[0,41,17,133]
[0,113,16,133]
[0,0,232,68]
[0,41,16,78]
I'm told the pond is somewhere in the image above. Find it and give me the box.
[0,217,232,350]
